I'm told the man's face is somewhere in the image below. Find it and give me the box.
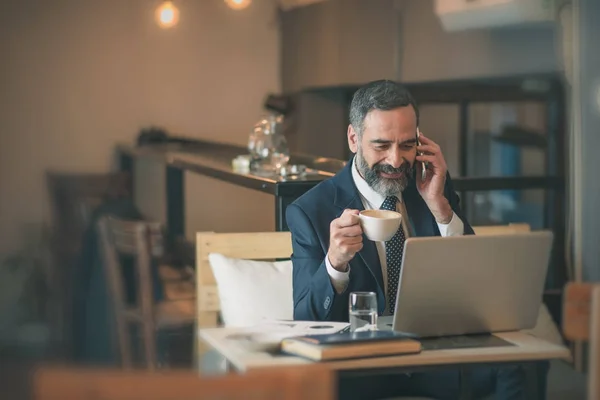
[348,106,418,197]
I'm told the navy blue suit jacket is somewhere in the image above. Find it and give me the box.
[285,156,474,322]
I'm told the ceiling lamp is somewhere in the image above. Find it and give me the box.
[155,1,180,28]
[225,0,252,10]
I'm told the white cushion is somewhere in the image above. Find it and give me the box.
[208,253,294,327]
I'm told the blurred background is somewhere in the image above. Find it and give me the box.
[0,0,598,398]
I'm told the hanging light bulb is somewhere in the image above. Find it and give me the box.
[225,0,252,10]
[155,1,179,28]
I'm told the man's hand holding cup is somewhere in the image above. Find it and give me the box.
[327,209,363,272]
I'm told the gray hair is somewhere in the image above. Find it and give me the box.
[349,80,419,138]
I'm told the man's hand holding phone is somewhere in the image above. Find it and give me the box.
[415,131,453,224]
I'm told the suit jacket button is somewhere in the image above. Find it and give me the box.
[324,296,331,309]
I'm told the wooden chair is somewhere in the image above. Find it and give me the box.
[562,282,600,400]
[195,232,292,354]
[473,223,531,235]
[97,216,195,369]
[33,364,335,400]
[46,171,131,357]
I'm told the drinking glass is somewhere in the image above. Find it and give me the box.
[349,292,378,332]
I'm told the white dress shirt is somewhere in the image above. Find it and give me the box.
[326,158,465,314]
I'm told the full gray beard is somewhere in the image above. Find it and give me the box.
[356,149,411,197]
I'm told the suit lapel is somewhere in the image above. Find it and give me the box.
[332,159,385,296]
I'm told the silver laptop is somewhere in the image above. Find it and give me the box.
[378,231,553,337]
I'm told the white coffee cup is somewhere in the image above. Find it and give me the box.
[358,210,402,242]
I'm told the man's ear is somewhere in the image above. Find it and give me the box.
[348,125,359,154]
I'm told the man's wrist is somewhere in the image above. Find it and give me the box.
[327,253,349,272]
[427,197,453,224]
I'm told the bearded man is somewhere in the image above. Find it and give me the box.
[286,80,541,400]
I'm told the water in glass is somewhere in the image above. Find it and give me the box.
[349,291,378,332]
[349,309,378,332]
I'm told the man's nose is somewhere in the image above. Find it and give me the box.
[386,150,403,169]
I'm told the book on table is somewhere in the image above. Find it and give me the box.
[280,330,421,361]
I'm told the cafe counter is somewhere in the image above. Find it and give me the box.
[116,139,347,236]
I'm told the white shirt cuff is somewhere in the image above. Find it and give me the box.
[325,256,350,294]
[437,212,464,236]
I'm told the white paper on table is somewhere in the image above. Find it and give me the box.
[256,319,349,334]
[222,319,349,352]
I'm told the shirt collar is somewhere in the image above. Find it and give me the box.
[351,157,402,209]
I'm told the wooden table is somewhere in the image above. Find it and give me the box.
[199,327,571,399]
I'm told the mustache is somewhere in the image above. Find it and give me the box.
[372,162,412,175]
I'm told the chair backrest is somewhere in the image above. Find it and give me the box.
[47,171,131,242]
[33,364,335,400]
[97,216,164,361]
[98,216,164,308]
[195,231,292,330]
[473,223,531,236]
[563,282,600,400]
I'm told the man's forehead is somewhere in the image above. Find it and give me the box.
[363,108,417,129]
[362,119,418,141]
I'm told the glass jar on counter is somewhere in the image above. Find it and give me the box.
[247,113,289,174]
[248,122,265,161]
